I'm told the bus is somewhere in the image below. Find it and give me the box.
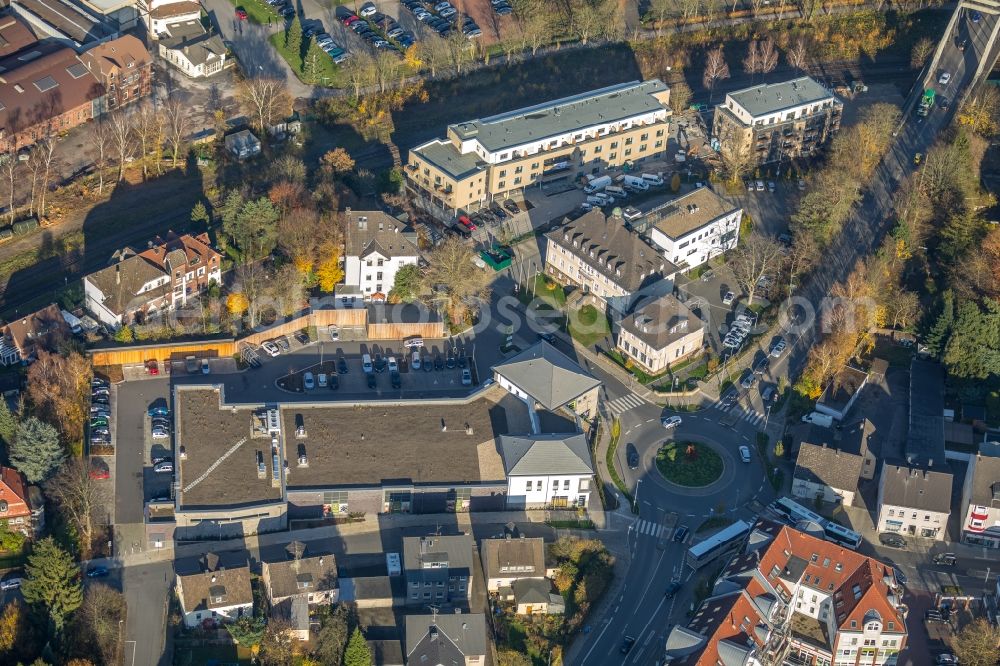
[823,521,862,549]
[685,520,751,570]
[771,497,823,526]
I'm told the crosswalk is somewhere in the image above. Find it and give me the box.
[709,397,768,427]
[606,393,646,416]
[634,519,669,539]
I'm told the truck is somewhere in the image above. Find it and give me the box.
[917,88,936,117]
[801,411,834,428]
[623,175,650,191]
[583,175,612,194]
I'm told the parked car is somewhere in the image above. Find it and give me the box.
[722,291,735,305]
[201,358,210,374]
[933,553,957,566]
[879,533,907,548]
[434,355,444,371]
[151,427,170,440]
[753,357,770,375]
[626,443,639,469]
[154,461,174,473]
[461,368,472,386]
[925,609,945,623]
[279,5,295,17]
[971,9,982,22]
[236,7,248,20]
[374,354,387,373]
[262,340,280,357]
[366,373,377,389]
[390,371,402,389]
[458,215,477,231]
[939,72,951,85]
[411,352,421,370]
[740,371,757,390]
[739,445,752,463]
[720,391,738,409]
[338,357,349,374]
[86,566,109,578]
[317,373,328,388]
[387,356,398,373]
[446,354,457,370]
[89,463,110,480]
[423,355,433,372]
[935,654,958,665]
[770,338,787,357]
[328,374,339,390]
[303,372,315,390]
[661,415,682,429]
[148,405,170,418]
[152,455,172,465]
[620,636,636,655]
[0,577,22,590]
[359,1,377,16]
[276,336,291,352]
[503,199,520,214]
[145,360,159,375]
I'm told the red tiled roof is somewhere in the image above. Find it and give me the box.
[0,466,31,520]
[0,14,38,58]
[138,232,220,272]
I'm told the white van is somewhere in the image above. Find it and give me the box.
[641,173,665,186]
[362,353,373,373]
[604,185,627,199]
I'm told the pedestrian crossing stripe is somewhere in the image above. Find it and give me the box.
[635,519,665,538]
[607,393,645,416]
[711,399,765,426]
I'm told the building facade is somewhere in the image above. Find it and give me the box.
[0,303,69,366]
[158,19,227,78]
[645,187,742,270]
[403,534,474,607]
[80,35,152,111]
[499,435,594,509]
[83,232,222,327]
[176,553,254,628]
[406,80,672,215]
[960,441,1000,548]
[792,420,877,507]
[148,0,202,35]
[343,210,420,301]
[616,294,704,375]
[712,76,842,167]
[0,466,40,536]
[876,463,952,541]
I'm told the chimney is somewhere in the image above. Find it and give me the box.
[115,264,120,284]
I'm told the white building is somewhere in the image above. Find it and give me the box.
[499,434,594,509]
[960,441,1000,548]
[645,187,741,270]
[176,553,254,629]
[616,293,704,375]
[148,0,201,35]
[225,129,261,160]
[876,463,952,541]
[343,210,420,301]
[158,19,227,79]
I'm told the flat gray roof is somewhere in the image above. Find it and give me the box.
[648,187,740,240]
[451,80,669,153]
[411,138,485,180]
[727,77,835,119]
[906,359,946,467]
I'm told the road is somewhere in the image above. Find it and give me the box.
[573,6,1000,665]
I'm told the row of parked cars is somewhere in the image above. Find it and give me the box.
[490,0,513,16]
[400,0,481,38]
[147,403,173,474]
[346,4,415,53]
[722,312,756,349]
[304,22,351,63]
[90,378,111,449]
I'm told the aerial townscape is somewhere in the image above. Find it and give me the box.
[1,0,1000,663]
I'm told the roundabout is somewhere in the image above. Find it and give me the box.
[655,441,724,488]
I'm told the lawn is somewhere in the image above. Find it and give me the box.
[568,304,610,347]
[267,33,343,88]
[229,0,277,25]
[656,441,723,487]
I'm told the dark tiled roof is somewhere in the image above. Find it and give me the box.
[497,434,593,477]
[404,613,488,661]
[880,463,952,513]
[176,552,253,613]
[403,534,474,590]
[907,359,946,467]
[621,293,703,350]
[262,552,337,601]
[492,341,601,410]
[546,210,678,293]
[969,442,1000,506]
[80,35,150,76]
[85,256,169,317]
[2,303,67,357]
[161,20,226,66]
[818,366,868,414]
[481,537,545,580]
[793,419,874,491]
[344,210,419,259]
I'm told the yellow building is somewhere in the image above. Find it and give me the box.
[406,80,672,216]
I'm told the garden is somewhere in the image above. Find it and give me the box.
[655,441,723,487]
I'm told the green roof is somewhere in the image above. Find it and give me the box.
[727,77,835,118]
[450,80,669,154]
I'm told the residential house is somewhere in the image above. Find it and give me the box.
[816,366,869,422]
[175,552,254,628]
[404,613,487,666]
[403,534,475,607]
[0,303,70,366]
[83,232,222,327]
[0,466,41,537]
[792,419,877,507]
[148,0,202,35]
[616,293,704,375]
[664,520,907,665]
[960,441,1000,548]
[343,209,420,302]
[481,536,549,591]
[510,578,564,615]
[158,19,227,79]
[712,76,842,167]
[80,35,151,111]
[492,341,602,423]
[261,541,338,607]
[0,43,104,153]
[406,80,672,216]
[544,209,679,315]
[644,187,742,271]
[225,129,261,160]
[499,434,594,509]
[876,463,952,540]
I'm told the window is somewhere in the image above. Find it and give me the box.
[499,170,507,177]
[515,166,523,174]
[526,480,533,491]
[610,142,618,149]
[498,181,506,189]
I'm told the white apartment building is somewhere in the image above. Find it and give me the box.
[343,210,420,301]
[499,434,594,509]
[876,463,952,541]
[960,441,1000,548]
[645,187,742,270]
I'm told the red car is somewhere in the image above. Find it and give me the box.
[458,215,477,231]
[145,360,159,375]
[89,463,110,480]
[343,15,360,25]
[235,7,248,20]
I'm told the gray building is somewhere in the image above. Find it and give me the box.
[792,419,876,507]
[404,613,487,666]
[403,534,475,608]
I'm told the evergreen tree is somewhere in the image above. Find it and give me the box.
[21,537,82,632]
[286,15,303,59]
[10,417,64,483]
[924,290,954,358]
[0,398,17,448]
[190,201,209,225]
[303,39,326,83]
[344,627,372,666]
[943,298,1000,379]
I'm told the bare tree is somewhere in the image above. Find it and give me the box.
[342,50,377,98]
[26,144,44,216]
[1,150,19,222]
[730,233,785,304]
[235,261,269,329]
[46,458,101,554]
[107,109,135,182]
[236,77,293,134]
[647,0,672,33]
[132,103,163,181]
[718,123,755,185]
[88,117,112,196]
[743,40,762,76]
[162,98,191,169]
[703,46,730,103]
[786,38,809,71]
[910,37,934,69]
[34,134,58,218]
[759,37,778,76]
[785,230,818,294]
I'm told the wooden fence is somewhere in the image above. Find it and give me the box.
[90,340,237,367]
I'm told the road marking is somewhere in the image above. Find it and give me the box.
[742,434,750,441]
[607,393,646,416]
